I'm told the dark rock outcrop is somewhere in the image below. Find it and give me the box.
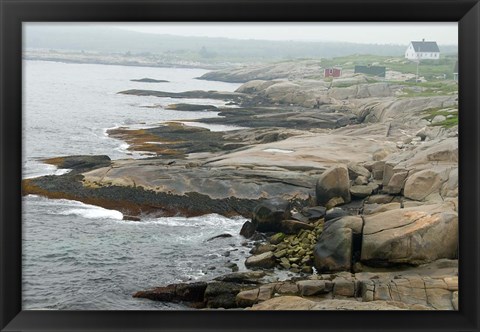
[313,216,363,273]
[204,282,243,308]
[199,107,356,130]
[43,155,111,172]
[118,89,245,103]
[165,103,218,111]
[252,198,291,233]
[214,271,266,284]
[23,174,259,218]
[239,221,256,238]
[133,282,207,304]
[131,78,169,83]
[206,233,233,242]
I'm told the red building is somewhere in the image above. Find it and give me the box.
[324,67,342,78]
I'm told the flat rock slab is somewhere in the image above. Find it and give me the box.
[248,296,406,310]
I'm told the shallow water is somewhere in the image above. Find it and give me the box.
[22,60,248,310]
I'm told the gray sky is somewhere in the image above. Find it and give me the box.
[116,23,457,45]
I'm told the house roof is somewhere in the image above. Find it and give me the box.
[411,41,440,53]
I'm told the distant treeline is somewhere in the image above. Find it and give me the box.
[25,25,458,63]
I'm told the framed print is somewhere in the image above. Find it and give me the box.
[1,0,479,331]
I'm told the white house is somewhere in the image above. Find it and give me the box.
[405,39,440,60]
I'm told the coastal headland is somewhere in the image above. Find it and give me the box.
[23,59,459,310]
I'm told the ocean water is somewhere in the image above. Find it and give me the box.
[22,60,249,310]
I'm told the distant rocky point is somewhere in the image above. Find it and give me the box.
[131,78,169,83]
[165,103,218,111]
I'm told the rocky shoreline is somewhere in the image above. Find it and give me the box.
[134,259,458,310]
[23,61,459,310]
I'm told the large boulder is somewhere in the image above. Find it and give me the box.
[385,171,409,194]
[371,161,385,180]
[316,164,351,206]
[376,138,458,202]
[297,280,331,296]
[252,198,291,233]
[441,168,458,198]
[245,251,276,269]
[350,183,378,199]
[313,216,363,272]
[236,289,260,307]
[403,167,452,201]
[361,203,458,266]
[239,220,256,238]
[347,162,370,180]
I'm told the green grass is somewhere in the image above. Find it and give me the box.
[430,117,459,128]
[394,81,458,98]
[422,107,458,128]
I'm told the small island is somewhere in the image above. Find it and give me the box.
[130,78,169,83]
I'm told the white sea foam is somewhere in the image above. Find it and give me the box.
[123,213,247,228]
[59,208,123,220]
[25,196,124,220]
[54,168,71,176]
[53,201,124,220]
[23,163,71,179]
[114,143,130,153]
[102,124,121,137]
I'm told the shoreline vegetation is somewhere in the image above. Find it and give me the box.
[23,55,459,310]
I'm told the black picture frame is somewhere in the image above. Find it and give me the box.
[1,0,479,331]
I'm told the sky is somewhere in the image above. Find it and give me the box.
[115,22,458,45]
